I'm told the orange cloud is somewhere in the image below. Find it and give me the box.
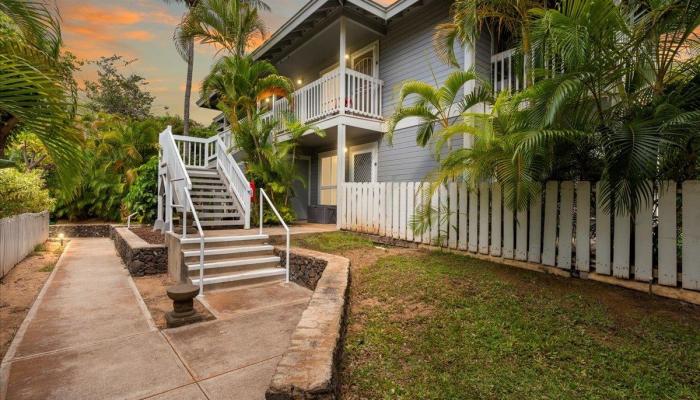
[64,3,143,25]
[123,30,155,41]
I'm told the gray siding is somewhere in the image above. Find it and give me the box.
[378,121,463,182]
[380,0,462,117]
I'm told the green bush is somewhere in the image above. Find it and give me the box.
[0,169,54,219]
[123,156,158,223]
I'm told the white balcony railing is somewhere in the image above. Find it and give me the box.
[491,48,522,94]
[255,68,383,133]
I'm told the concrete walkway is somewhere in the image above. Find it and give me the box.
[1,238,311,400]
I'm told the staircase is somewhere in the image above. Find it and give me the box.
[157,126,289,293]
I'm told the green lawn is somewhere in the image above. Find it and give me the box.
[298,232,700,400]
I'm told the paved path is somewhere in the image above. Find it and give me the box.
[1,238,311,400]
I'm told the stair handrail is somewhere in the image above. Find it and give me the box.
[259,188,289,283]
[159,126,192,209]
[182,186,206,296]
[215,137,251,229]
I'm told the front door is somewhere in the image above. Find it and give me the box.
[291,158,310,220]
[349,143,378,183]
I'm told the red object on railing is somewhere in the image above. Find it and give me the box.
[249,180,256,201]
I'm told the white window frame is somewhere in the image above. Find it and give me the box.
[348,142,378,183]
[318,150,338,206]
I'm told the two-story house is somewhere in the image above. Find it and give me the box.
[200,0,506,226]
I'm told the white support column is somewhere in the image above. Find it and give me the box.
[336,124,346,229]
[165,178,173,233]
[154,174,164,231]
[339,17,347,116]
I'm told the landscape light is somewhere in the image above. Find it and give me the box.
[58,233,64,246]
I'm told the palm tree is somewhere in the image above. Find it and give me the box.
[200,55,293,130]
[523,0,700,213]
[434,0,546,84]
[0,0,82,185]
[386,69,491,157]
[172,0,269,136]
[165,0,199,136]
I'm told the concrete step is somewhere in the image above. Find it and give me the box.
[182,244,274,258]
[186,255,281,272]
[180,234,268,245]
[190,267,285,288]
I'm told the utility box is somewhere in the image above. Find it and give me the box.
[308,206,336,224]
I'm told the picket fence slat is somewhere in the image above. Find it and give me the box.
[528,189,542,263]
[634,189,653,282]
[595,182,612,275]
[339,180,700,294]
[479,184,489,254]
[613,210,631,279]
[557,181,574,269]
[490,184,502,256]
[503,203,514,259]
[468,189,478,253]
[458,183,468,250]
[449,182,458,249]
[575,182,591,271]
[657,181,677,286]
[682,181,700,290]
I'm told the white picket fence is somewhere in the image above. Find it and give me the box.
[340,181,700,291]
[0,211,50,278]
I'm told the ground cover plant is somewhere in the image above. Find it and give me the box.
[294,232,700,399]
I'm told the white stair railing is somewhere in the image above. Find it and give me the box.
[259,189,289,283]
[215,137,252,229]
[159,126,192,229]
[182,186,205,296]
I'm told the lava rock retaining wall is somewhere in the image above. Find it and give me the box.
[267,247,350,400]
[50,224,111,238]
[275,248,328,290]
[111,226,167,276]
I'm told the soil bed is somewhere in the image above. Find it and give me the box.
[131,273,214,329]
[0,240,65,360]
[130,227,165,245]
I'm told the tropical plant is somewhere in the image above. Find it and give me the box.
[200,55,293,128]
[386,69,491,157]
[0,168,54,219]
[123,156,159,223]
[83,55,155,120]
[176,0,269,57]
[171,0,269,135]
[434,0,546,80]
[0,0,82,186]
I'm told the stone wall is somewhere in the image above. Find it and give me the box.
[110,226,167,276]
[50,224,111,238]
[266,248,350,400]
[275,248,328,290]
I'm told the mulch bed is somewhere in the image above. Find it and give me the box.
[131,227,165,245]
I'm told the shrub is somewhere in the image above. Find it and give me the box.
[123,156,158,223]
[0,169,54,219]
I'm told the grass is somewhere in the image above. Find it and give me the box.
[294,233,700,399]
[292,231,374,252]
[32,243,46,254]
[38,263,55,273]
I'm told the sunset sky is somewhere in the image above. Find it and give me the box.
[56,0,312,124]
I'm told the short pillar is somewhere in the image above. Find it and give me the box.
[165,283,203,328]
[336,124,346,229]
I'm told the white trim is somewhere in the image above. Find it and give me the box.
[348,142,378,182]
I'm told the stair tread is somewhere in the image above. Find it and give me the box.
[186,255,281,270]
[199,220,243,226]
[191,267,285,286]
[183,244,274,257]
[180,234,268,244]
[197,212,239,218]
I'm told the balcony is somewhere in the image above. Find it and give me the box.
[258,67,383,133]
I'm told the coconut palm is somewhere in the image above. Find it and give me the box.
[200,55,293,130]
[386,69,491,157]
[0,0,82,185]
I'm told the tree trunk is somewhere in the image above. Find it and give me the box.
[183,38,195,136]
[0,116,19,158]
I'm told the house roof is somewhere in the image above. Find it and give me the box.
[251,0,423,62]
